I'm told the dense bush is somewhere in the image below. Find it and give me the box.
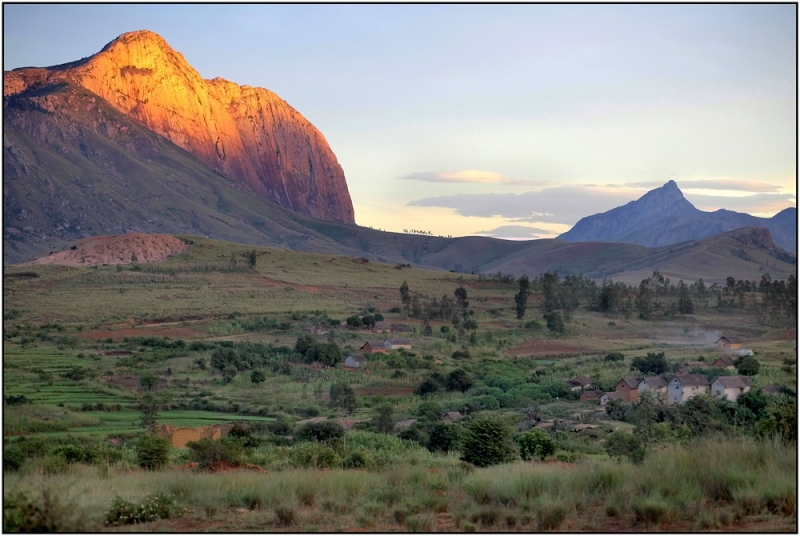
[4,491,95,532]
[135,435,171,469]
[105,493,183,526]
[460,417,518,467]
[517,429,557,461]
[186,437,245,469]
[630,352,668,375]
[604,431,645,463]
[604,352,625,362]
[295,421,345,443]
[427,422,464,453]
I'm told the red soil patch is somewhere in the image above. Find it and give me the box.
[505,339,587,356]
[24,233,189,267]
[354,386,414,397]
[77,325,206,341]
[774,328,797,341]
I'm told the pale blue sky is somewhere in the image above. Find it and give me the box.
[4,4,796,238]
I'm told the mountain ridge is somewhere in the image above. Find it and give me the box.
[559,180,796,252]
[4,30,355,223]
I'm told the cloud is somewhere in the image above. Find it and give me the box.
[408,186,634,224]
[684,192,796,214]
[397,169,544,186]
[623,179,784,193]
[473,225,555,239]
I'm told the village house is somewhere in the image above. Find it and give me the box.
[668,374,710,404]
[384,338,412,350]
[442,411,463,422]
[391,324,414,333]
[716,336,743,352]
[615,376,643,403]
[343,354,365,369]
[711,356,736,370]
[579,390,604,403]
[711,375,752,401]
[600,392,623,406]
[360,341,387,355]
[637,376,668,401]
[567,375,593,392]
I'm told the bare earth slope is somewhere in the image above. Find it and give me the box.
[4,30,354,223]
[25,233,188,266]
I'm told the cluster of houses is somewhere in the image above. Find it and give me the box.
[342,338,414,370]
[574,338,769,405]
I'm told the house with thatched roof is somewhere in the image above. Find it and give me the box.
[711,356,736,369]
[361,341,387,355]
[384,338,412,350]
[600,392,624,406]
[580,390,604,403]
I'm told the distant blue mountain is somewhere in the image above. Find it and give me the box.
[559,181,796,253]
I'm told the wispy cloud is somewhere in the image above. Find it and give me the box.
[473,225,556,239]
[397,169,545,186]
[624,179,784,193]
[408,186,633,224]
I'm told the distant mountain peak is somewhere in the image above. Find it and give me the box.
[559,181,796,253]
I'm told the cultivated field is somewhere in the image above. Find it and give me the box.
[3,237,797,532]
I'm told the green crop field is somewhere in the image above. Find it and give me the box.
[3,238,796,532]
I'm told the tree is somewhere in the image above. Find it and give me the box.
[414,378,440,397]
[296,420,346,443]
[248,249,257,269]
[210,347,240,372]
[630,352,668,375]
[736,355,760,376]
[633,390,661,445]
[514,275,530,319]
[446,368,473,393]
[427,422,464,453]
[316,342,343,367]
[677,280,694,314]
[138,373,159,392]
[454,286,469,313]
[604,431,645,463]
[139,393,161,434]
[346,315,363,328]
[544,311,564,333]
[460,417,518,467]
[222,365,238,384]
[541,272,559,313]
[400,281,411,317]
[250,369,266,385]
[295,335,316,357]
[636,277,654,320]
[361,315,375,328]
[329,383,357,416]
[376,405,394,433]
[517,428,557,461]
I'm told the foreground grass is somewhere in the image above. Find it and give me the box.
[4,436,795,532]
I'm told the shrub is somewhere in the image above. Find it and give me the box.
[4,491,96,532]
[460,417,518,467]
[186,438,244,469]
[736,356,760,376]
[543,312,564,333]
[135,435,171,469]
[604,352,624,362]
[105,493,183,526]
[414,378,439,397]
[274,506,295,526]
[537,501,568,531]
[291,442,340,469]
[296,420,344,443]
[3,445,25,472]
[604,431,645,463]
[517,429,557,461]
[451,349,470,360]
[632,496,669,526]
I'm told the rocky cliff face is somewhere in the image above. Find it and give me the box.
[559,181,797,253]
[4,30,354,223]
